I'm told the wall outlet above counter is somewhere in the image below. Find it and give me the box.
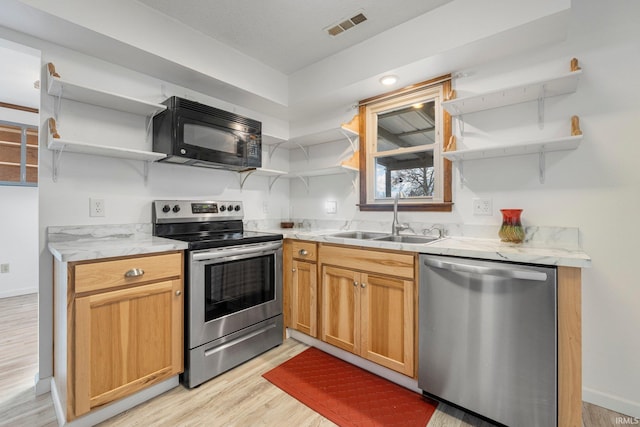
[473,198,492,216]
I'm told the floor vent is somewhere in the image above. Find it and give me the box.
[326,12,367,37]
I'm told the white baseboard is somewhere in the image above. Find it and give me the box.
[0,288,37,299]
[51,375,179,426]
[50,378,65,427]
[35,373,51,395]
[583,387,640,419]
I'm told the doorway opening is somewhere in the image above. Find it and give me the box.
[0,36,46,420]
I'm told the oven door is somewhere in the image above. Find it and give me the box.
[188,241,282,349]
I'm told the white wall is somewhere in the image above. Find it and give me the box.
[0,185,38,298]
[31,43,290,386]
[290,0,640,418]
[0,49,39,298]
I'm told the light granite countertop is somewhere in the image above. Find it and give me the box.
[263,228,592,268]
[47,222,591,268]
[48,224,188,262]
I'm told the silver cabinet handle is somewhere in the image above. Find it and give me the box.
[124,268,144,278]
[175,290,182,296]
[353,281,358,287]
[361,283,366,288]
[299,249,308,256]
[423,258,547,281]
[292,268,297,272]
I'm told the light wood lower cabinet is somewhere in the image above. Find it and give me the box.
[319,244,416,377]
[284,240,318,337]
[291,259,318,336]
[360,273,414,374]
[321,266,358,353]
[57,251,184,420]
[73,279,183,416]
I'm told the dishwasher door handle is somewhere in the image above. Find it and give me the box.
[423,258,548,281]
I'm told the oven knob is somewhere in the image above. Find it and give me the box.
[172,205,181,213]
[162,204,171,213]
[220,205,226,212]
[227,205,234,212]
[234,205,241,211]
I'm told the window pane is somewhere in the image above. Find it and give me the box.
[376,100,436,152]
[374,151,434,198]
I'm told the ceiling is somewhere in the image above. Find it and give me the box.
[136,0,452,75]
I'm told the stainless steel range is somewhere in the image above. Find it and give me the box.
[153,200,283,388]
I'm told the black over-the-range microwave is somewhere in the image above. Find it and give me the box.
[152,96,262,171]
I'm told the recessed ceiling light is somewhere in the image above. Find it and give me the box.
[380,75,398,86]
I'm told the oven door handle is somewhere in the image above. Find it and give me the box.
[191,241,282,261]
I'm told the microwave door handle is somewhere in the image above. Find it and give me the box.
[423,258,548,281]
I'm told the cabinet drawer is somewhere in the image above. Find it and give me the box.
[291,241,317,262]
[73,252,182,294]
[319,244,414,279]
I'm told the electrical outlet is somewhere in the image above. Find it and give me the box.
[0,263,9,274]
[262,201,269,214]
[90,198,105,217]
[472,198,492,216]
[325,200,337,214]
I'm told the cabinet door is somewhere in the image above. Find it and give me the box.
[73,279,183,417]
[360,273,415,376]
[321,266,359,354]
[291,259,318,337]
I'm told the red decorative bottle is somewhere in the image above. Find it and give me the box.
[499,209,525,243]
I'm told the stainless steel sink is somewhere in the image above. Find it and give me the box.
[328,231,439,244]
[372,235,439,244]
[329,231,388,240]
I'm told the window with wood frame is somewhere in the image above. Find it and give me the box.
[0,121,39,185]
[357,75,453,212]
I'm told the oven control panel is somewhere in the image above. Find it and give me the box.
[153,200,243,223]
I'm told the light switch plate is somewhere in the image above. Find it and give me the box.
[325,200,337,214]
[473,198,492,215]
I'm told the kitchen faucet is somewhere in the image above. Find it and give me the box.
[392,192,412,236]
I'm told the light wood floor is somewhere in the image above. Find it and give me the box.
[0,293,632,427]
[0,293,57,427]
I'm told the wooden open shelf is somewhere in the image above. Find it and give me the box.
[442,135,582,162]
[47,64,166,116]
[47,136,166,162]
[442,70,582,116]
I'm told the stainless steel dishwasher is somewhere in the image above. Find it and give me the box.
[418,255,557,427]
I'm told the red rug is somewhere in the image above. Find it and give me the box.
[262,347,438,427]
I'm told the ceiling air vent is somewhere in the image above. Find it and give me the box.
[326,12,368,37]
